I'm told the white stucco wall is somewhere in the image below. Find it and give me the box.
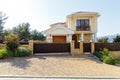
[44,24,74,43]
[67,35,72,43]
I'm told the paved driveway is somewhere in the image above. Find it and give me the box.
[0,53,120,78]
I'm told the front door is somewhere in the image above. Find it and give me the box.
[72,34,77,42]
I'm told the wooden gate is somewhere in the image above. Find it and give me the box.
[33,43,70,54]
[83,43,91,52]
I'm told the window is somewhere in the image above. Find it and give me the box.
[76,20,81,26]
[76,19,90,31]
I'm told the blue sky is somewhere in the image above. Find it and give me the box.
[0,0,120,37]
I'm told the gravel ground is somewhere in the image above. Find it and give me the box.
[0,53,120,78]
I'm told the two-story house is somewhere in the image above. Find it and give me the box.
[44,11,100,43]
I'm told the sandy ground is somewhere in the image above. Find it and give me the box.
[0,53,120,78]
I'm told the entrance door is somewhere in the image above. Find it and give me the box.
[72,34,77,42]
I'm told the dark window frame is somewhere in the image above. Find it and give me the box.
[76,19,90,31]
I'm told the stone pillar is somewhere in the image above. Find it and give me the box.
[28,40,34,54]
[91,41,95,54]
[70,40,83,55]
[80,41,83,54]
[70,40,75,55]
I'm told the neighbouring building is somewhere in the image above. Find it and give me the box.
[44,11,100,43]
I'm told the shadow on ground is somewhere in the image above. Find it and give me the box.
[0,57,31,69]
[33,53,102,64]
[0,53,119,69]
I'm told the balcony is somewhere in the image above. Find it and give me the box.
[76,26,90,31]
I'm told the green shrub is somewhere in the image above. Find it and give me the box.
[6,41,19,52]
[4,33,19,42]
[4,33,19,53]
[14,47,31,57]
[103,56,116,65]
[100,55,108,61]
[93,51,108,61]
[93,51,102,58]
[0,49,13,59]
[93,48,116,65]
[102,48,109,56]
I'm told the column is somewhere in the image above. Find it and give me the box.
[94,33,97,42]
[91,33,96,42]
[81,33,84,41]
[91,34,94,42]
[47,35,52,43]
[67,35,72,43]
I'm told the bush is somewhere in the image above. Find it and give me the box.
[93,51,102,58]
[0,49,13,59]
[102,48,109,56]
[14,47,31,57]
[103,56,116,65]
[93,48,116,65]
[4,33,19,53]
[93,51,107,61]
[6,41,19,52]
[100,55,108,61]
[4,33,19,42]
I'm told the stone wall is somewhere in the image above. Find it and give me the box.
[70,41,83,55]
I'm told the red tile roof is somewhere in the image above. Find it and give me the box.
[50,22,66,26]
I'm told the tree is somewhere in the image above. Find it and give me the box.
[3,29,13,36]
[97,37,108,43]
[4,33,19,53]
[30,30,46,40]
[0,11,8,41]
[13,23,30,41]
[113,35,120,42]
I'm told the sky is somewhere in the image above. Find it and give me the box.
[0,0,120,37]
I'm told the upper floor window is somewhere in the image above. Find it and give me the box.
[76,19,90,31]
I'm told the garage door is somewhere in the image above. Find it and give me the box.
[53,36,66,43]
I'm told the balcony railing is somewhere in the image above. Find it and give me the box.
[76,26,90,31]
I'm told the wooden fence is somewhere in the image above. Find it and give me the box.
[95,42,120,51]
[33,43,70,53]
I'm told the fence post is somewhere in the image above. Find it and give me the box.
[28,40,34,55]
[70,40,75,55]
[80,41,83,54]
[70,40,83,55]
[91,41,95,54]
